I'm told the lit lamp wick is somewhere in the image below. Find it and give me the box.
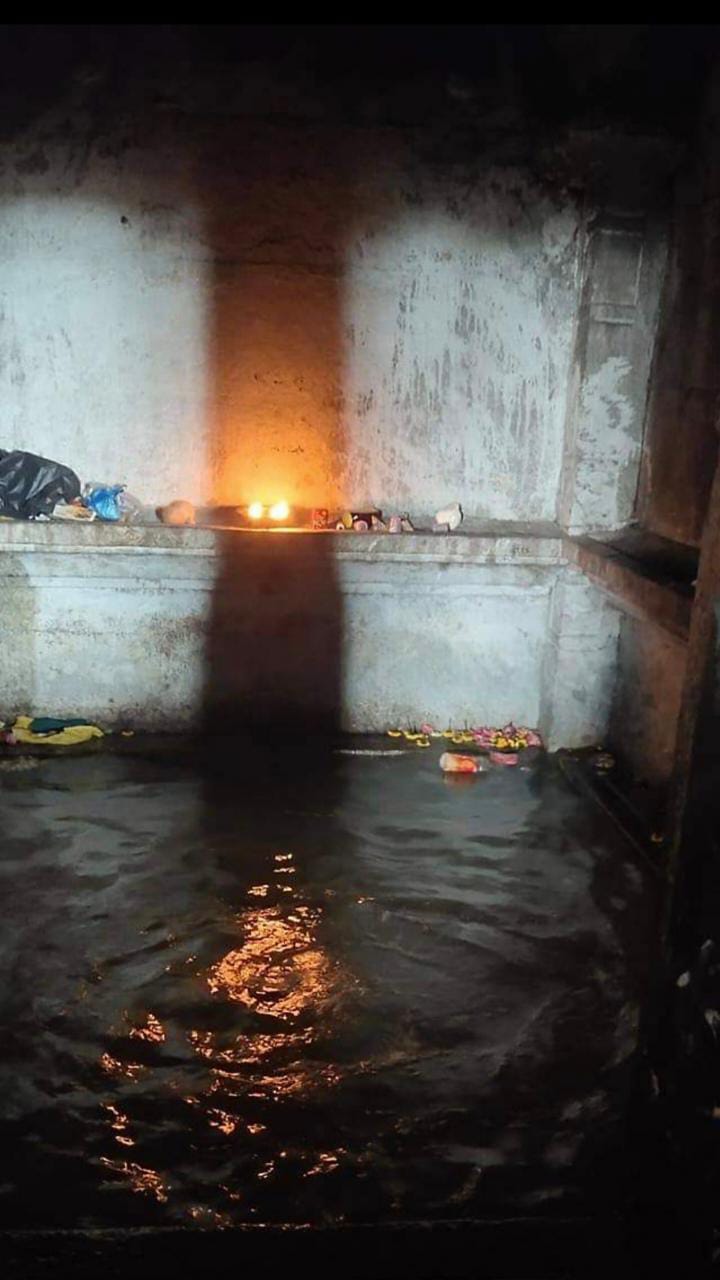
[269,500,290,521]
[247,501,264,520]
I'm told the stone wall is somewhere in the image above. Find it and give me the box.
[0,522,615,744]
[0,130,585,521]
[0,28,694,748]
[0,34,669,534]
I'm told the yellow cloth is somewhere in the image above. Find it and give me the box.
[11,715,104,745]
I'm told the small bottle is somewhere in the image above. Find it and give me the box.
[439,752,482,773]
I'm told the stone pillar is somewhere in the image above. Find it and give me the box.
[540,567,621,750]
[558,213,668,535]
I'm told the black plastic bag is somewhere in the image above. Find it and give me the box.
[0,449,81,519]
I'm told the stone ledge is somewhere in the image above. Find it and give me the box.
[0,523,693,645]
[0,519,566,567]
[565,535,692,642]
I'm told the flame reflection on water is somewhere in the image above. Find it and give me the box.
[96,865,356,1216]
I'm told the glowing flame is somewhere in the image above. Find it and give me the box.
[269,500,289,521]
[247,501,264,520]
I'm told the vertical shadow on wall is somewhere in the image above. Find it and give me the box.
[200,530,343,742]
[198,105,352,747]
[188,88,364,1246]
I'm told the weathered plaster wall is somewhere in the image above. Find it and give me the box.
[0,523,617,744]
[0,180,210,509]
[0,121,585,518]
[340,165,581,517]
[0,25,681,537]
[540,567,621,750]
[558,214,668,534]
[0,32,684,748]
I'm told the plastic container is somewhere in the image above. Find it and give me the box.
[117,490,146,523]
[439,752,483,774]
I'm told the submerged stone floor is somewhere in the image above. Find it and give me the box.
[0,738,658,1236]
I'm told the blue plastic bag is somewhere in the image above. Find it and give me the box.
[85,484,125,521]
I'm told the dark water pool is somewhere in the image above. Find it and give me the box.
[0,740,656,1230]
